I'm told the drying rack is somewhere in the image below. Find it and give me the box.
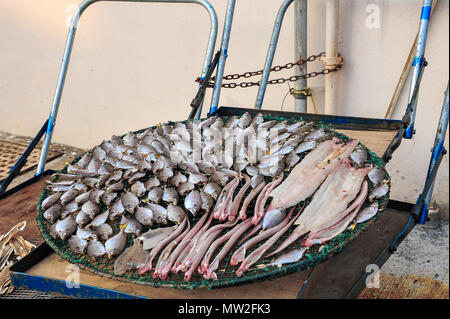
[1,0,448,299]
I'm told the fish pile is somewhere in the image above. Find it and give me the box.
[40,112,389,282]
[0,221,36,294]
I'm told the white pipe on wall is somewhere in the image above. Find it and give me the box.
[324,0,339,115]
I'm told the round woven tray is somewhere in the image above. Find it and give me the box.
[36,115,390,289]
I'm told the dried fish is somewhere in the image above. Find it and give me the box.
[184,190,201,216]
[87,240,106,260]
[105,230,127,258]
[68,235,88,254]
[167,204,186,224]
[114,240,149,275]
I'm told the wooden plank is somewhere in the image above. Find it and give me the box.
[26,253,307,299]
[0,177,50,246]
[338,130,396,157]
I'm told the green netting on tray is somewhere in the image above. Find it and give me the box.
[36,114,390,289]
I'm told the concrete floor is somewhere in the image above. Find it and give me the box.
[1,130,448,298]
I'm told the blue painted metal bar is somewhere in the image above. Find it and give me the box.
[11,272,146,299]
[404,0,433,138]
[209,0,236,115]
[255,0,294,109]
[0,120,49,195]
[417,83,449,224]
[36,0,218,174]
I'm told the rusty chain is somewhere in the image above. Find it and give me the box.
[195,52,344,89]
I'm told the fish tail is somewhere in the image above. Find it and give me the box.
[266,228,303,257]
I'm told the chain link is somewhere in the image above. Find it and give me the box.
[196,52,343,89]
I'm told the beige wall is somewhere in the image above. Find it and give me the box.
[0,0,448,216]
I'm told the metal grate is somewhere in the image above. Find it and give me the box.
[0,287,68,299]
[0,140,63,181]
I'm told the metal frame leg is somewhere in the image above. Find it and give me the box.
[209,0,237,115]
[255,0,294,109]
[417,83,449,224]
[404,0,433,138]
[36,0,218,174]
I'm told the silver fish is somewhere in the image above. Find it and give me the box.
[162,187,179,205]
[245,166,260,177]
[102,191,117,206]
[170,171,188,187]
[135,206,154,226]
[184,190,201,216]
[148,187,164,204]
[147,203,168,225]
[262,209,286,230]
[81,200,100,219]
[121,191,139,213]
[250,174,264,188]
[130,181,146,197]
[74,191,92,205]
[225,116,239,129]
[238,112,252,129]
[105,171,123,186]
[41,193,61,210]
[304,129,326,141]
[106,181,124,193]
[114,240,149,275]
[68,235,88,254]
[266,247,309,267]
[203,182,222,200]
[251,113,264,125]
[123,168,138,180]
[115,160,137,170]
[81,178,98,188]
[110,198,125,220]
[177,181,195,196]
[120,216,143,236]
[92,146,106,161]
[123,132,139,147]
[87,158,102,173]
[188,173,208,185]
[285,153,300,169]
[200,191,214,212]
[369,183,389,201]
[128,172,146,184]
[77,153,93,168]
[295,140,316,154]
[139,226,177,251]
[61,201,79,217]
[89,189,105,204]
[55,216,77,240]
[75,211,90,227]
[144,177,160,190]
[198,161,216,175]
[85,210,109,230]
[76,228,98,241]
[368,167,386,186]
[43,204,62,223]
[355,202,379,224]
[167,204,186,224]
[137,159,152,172]
[350,145,368,165]
[211,171,230,187]
[87,240,107,260]
[97,223,113,241]
[105,230,127,258]
[96,174,110,188]
[60,189,81,206]
[158,168,174,183]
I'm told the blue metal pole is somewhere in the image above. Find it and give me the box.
[255,0,294,109]
[404,0,433,139]
[36,0,218,174]
[209,0,236,115]
[418,83,449,224]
